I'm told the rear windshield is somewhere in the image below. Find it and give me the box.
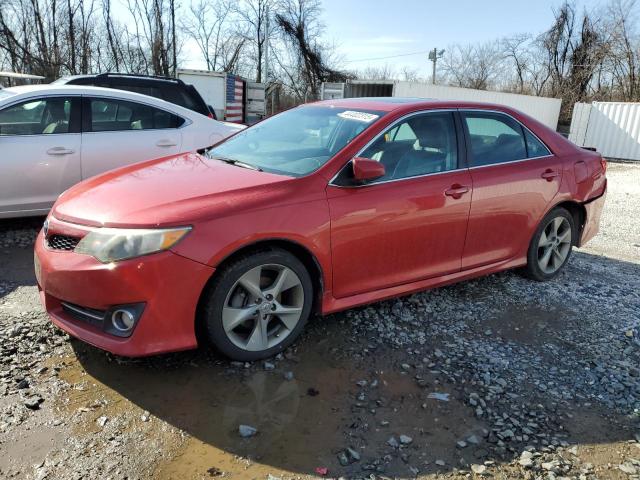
[207,105,386,176]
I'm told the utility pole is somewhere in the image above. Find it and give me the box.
[428,48,445,85]
[264,5,270,84]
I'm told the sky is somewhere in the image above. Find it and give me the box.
[318,0,619,77]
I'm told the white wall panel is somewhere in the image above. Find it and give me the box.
[393,82,562,129]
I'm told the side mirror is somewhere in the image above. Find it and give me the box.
[352,157,385,182]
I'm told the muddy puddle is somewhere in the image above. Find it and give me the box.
[54,320,487,479]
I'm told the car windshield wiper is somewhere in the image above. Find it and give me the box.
[211,156,263,172]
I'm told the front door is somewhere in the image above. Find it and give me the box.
[0,95,81,215]
[327,111,473,298]
[459,110,563,269]
[80,96,183,179]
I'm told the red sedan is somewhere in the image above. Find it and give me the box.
[35,98,607,361]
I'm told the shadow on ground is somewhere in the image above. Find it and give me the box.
[70,251,640,478]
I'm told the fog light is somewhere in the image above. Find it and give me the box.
[103,303,145,337]
[111,309,136,332]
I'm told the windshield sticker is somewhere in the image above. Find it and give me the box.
[337,111,379,123]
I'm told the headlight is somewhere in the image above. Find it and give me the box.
[75,227,191,263]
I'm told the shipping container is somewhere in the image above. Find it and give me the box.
[176,69,265,124]
[320,80,562,130]
[569,102,640,161]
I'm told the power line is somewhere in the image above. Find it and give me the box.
[343,49,433,64]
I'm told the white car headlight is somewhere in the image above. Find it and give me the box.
[75,227,191,263]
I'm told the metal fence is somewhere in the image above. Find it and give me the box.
[569,102,640,162]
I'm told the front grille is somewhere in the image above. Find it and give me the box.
[61,302,106,328]
[46,234,80,251]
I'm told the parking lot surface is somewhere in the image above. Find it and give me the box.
[0,163,638,479]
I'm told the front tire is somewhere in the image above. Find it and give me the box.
[202,248,313,361]
[524,207,575,281]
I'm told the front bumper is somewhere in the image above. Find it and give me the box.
[35,228,215,357]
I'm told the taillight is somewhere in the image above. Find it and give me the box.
[208,112,214,119]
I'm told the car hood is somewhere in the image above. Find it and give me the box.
[53,153,297,227]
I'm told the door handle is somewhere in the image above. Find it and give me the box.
[46,147,75,156]
[156,140,177,147]
[541,169,559,181]
[444,185,470,199]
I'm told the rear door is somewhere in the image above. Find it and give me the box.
[80,96,184,179]
[460,110,563,269]
[245,82,266,124]
[0,95,81,215]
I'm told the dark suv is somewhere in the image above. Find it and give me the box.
[53,73,214,118]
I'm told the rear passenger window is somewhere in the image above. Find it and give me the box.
[524,130,551,158]
[360,112,458,182]
[463,113,527,166]
[87,98,184,132]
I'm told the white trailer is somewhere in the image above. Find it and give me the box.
[569,102,640,162]
[177,69,265,124]
[320,80,562,130]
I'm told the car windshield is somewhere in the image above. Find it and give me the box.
[207,106,386,176]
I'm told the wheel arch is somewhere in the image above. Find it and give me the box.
[546,200,587,246]
[194,238,325,342]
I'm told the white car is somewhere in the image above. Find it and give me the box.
[0,85,245,218]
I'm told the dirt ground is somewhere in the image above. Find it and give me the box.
[0,162,639,480]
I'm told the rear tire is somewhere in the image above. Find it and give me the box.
[202,248,313,361]
[524,207,575,281]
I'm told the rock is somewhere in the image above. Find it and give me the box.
[16,379,29,389]
[283,371,294,381]
[457,440,468,448]
[24,396,43,410]
[239,424,257,438]
[467,434,481,445]
[346,448,360,462]
[519,451,534,468]
[96,416,108,427]
[337,448,360,466]
[401,363,411,371]
[435,459,446,466]
[399,435,413,445]
[387,436,400,448]
[619,463,638,475]
[356,380,368,387]
[263,362,275,370]
[471,464,487,475]
[141,411,150,422]
[541,461,559,472]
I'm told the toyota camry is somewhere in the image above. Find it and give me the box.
[34,98,607,361]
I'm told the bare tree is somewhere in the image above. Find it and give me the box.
[441,41,504,90]
[234,0,274,82]
[356,64,396,81]
[181,0,249,73]
[273,0,346,100]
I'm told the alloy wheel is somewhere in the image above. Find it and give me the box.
[537,216,572,274]
[222,264,304,352]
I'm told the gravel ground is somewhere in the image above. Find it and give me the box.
[0,162,638,480]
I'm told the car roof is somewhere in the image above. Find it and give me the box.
[56,73,181,84]
[310,97,518,114]
[2,84,201,118]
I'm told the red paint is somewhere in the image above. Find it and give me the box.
[36,98,607,357]
[352,157,386,181]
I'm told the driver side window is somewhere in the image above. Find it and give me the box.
[360,111,459,182]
